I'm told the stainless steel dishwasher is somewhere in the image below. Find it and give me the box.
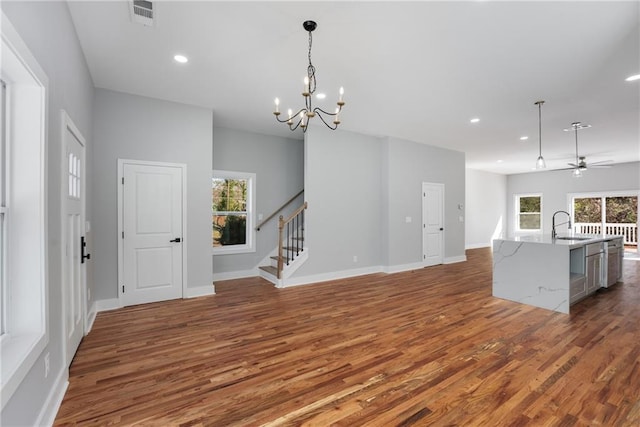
[605,239,623,287]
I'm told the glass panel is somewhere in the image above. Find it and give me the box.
[574,197,601,223]
[212,178,247,212]
[519,213,540,230]
[605,197,637,223]
[213,214,247,247]
[519,196,540,213]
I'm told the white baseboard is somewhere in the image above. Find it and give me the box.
[185,284,216,298]
[444,255,467,264]
[35,367,68,427]
[382,262,425,274]
[86,301,97,333]
[465,243,491,250]
[212,268,258,282]
[282,265,383,288]
[95,298,121,313]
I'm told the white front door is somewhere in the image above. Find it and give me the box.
[423,182,444,267]
[120,161,184,307]
[62,111,86,367]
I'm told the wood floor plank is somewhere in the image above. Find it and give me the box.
[54,249,640,426]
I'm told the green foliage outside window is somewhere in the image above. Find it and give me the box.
[212,178,248,247]
[575,196,637,224]
[518,196,541,230]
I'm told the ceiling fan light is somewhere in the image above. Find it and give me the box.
[572,168,583,178]
[536,155,546,169]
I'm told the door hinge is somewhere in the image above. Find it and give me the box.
[122,177,124,185]
[424,254,426,259]
[122,285,125,293]
[122,231,124,239]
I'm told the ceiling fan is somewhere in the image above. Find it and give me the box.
[561,122,613,176]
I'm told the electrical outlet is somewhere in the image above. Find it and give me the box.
[353,255,358,263]
[44,352,50,378]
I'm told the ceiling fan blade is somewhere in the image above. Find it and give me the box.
[590,164,612,168]
[567,163,578,168]
[589,160,613,166]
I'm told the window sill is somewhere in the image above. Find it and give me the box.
[1,332,47,409]
[212,246,256,256]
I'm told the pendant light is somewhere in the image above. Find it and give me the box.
[534,100,546,169]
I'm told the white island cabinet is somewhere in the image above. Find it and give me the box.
[492,234,623,314]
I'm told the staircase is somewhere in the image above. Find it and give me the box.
[259,202,308,287]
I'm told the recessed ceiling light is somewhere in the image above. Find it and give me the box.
[174,54,188,64]
[626,74,640,82]
[520,136,529,141]
[316,93,326,100]
[470,118,480,123]
[496,160,503,163]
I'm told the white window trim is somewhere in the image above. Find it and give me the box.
[0,12,49,410]
[212,170,256,255]
[515,193,543,234]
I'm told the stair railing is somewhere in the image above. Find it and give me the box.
[255,189,304,231]
[278,202,307,279]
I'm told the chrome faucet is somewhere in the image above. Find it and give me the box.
[552,210,572,239]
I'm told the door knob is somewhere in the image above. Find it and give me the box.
[440,228,444,231]
[170,237,182,243]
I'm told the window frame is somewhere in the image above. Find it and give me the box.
[1,12,49,409]
[212,170,256,255]
[515,193,543,234]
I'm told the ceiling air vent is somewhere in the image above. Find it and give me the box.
[130,0,154,27]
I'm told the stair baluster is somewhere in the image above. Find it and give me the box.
[276,202,308,279]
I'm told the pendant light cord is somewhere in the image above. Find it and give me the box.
[538,102,542,157]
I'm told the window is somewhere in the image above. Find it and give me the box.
[212,170,255,254]
[516,194,542,232]
[1,79,6,336]
[1,12,49,408]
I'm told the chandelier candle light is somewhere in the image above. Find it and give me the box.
[273,20,345,132]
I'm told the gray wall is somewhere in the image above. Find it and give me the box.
[299,128,384,275]
[296,127,466,278]
[385,137,466,265]
[1,2,94,425]
[506,161,640,237]
[93,89,213,299]
[212,127,304,275]
[465,169,507,248]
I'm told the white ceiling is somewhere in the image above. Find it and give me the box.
[67,1,640,174]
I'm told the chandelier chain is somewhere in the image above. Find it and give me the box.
[307,31,316,94]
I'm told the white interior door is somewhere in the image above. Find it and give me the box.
[62,111,86,367]
[120,161,184,306]
[423,182,444,267]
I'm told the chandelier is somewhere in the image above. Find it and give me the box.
[273,20,344,132]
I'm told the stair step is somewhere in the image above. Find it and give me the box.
[259,265,278,276]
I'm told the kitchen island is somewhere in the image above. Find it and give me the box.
[492,234,623,314]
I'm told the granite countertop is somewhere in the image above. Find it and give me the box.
[496,233,624,248]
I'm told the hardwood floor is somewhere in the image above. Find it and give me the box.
[55,248,640,426]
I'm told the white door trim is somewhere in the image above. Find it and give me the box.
[117,159,188,305]
[60,109,87,367]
